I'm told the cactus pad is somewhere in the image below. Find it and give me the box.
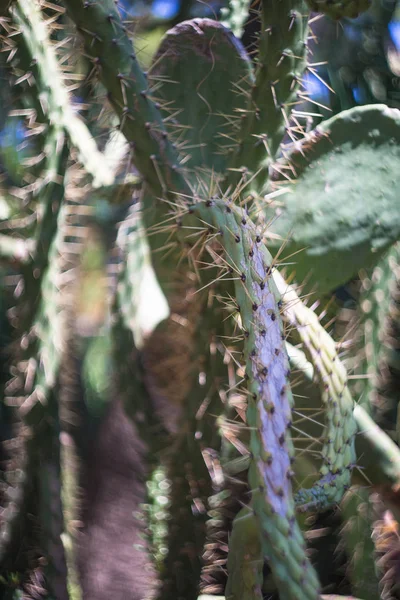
[268,104,400,292]
[151,18,253,187]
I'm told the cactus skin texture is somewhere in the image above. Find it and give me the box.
[225,508,263,600]
[305,0,371,19]
[340,487,381,600]
[273,271,357,512]
[224,0,309,193]
[150,18,254,187]
[12,0,113,188]
[357,244,400,439]
[186,199,321,600]
[63,0,191,201]
[268,105,400,292]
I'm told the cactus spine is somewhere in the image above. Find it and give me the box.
[223,0,309,194]
[185,199,321,599]
[274,270,357,512]
[63,0,191,200]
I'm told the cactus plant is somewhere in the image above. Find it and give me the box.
[0,1,400,599]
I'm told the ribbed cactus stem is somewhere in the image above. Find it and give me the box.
[358,244,400,435]
[0,205,68,566]
[63,0,191,200]
[274,270,357,512]
[340,487,381,600]
[225,507,263,600]
[31,127,68,275]
[189,199,320,600]
[38,434,69,600]
[283,343,400,492]
[224,0,309,194]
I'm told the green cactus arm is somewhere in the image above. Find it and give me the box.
[3,2,71,292]
[63,0,191,200]
[220,0,252,38]
[274,270,357,511]
[226,498,379,600]
[225,507,263,600]
[223,0,309,195]
[38,417,69,600]
[185,199,321,600]
[266,104,400,293]
[284,341,400,493]
[340,487,381,600]
[0,198,71,565]
[30,127,69,275]
[356,244,400,437]
[142,16,254,293]
[11,0,114,188]
[16,204,68,426]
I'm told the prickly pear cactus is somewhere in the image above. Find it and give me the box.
[1,0,400,599]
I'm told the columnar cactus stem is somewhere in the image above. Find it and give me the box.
[340,487,381,600]
[283,343,400,492]
[223,0,309,194]
[357,244,400,437]
[274,270,357,512]
[225,507,263,600]
[1,204,67,566]
[63,0,191,200]
[38,422,69,600]
[188,199,321,600]
[12,0,114,188]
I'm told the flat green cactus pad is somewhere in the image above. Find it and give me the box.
[266,104,400,293]
[150,18,254,187]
